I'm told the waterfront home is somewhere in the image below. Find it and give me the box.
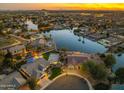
[88,32,107,41]
[67,52,89,66]
[98,36,122,47]
[66,52,103,69]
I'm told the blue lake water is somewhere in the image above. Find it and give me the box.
[113,54,124,72]
[44,30,107,53]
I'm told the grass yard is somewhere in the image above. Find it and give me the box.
[49,67,62,80]
[42,50,59,60]
[42,52,50,60]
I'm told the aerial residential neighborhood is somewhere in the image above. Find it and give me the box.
[0,3,124,90]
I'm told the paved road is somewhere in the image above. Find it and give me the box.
[45,75,89,90]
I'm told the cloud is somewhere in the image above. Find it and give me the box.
[0,3,123,10]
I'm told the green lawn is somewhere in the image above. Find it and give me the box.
[42,50,59,60]
[49,67,62,80]
[42,52,50,60]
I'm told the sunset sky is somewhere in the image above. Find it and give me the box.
[0,3,124,10]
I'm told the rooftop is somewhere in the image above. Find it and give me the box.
[0,71,26,89]
[66,52,103,65]
[0,36,21,49]
[67,52,89,64]
[21,58,50,79]
[48,53,59,64]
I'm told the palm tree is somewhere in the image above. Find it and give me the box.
[59,48,68,65]
[78,36,81,42]
[82,36,85,44]
[49,34,52,38]
[28,76,37,90]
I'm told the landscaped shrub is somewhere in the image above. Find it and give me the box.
[94,83,110,90]
[82,60,107,80]
[49,67,62,80]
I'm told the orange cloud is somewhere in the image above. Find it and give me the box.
[0,3,124,10]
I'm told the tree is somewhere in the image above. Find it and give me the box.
[93,64,107,80]
[99,53,106,58]
[0,22,4,31]
[115,67,124,83]
[94,83,110,90]
[83,60,96,72]
[108,73,116,84]
[106,32,110,38]
[16,55,22,60]
[60,48,68,52]
[28,76,37,90]
[59,48,67,65]
[3,50,13,68]
[104,54,116,68]
[83,61,107,80]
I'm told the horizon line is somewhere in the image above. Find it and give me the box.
[0,9,124,11]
